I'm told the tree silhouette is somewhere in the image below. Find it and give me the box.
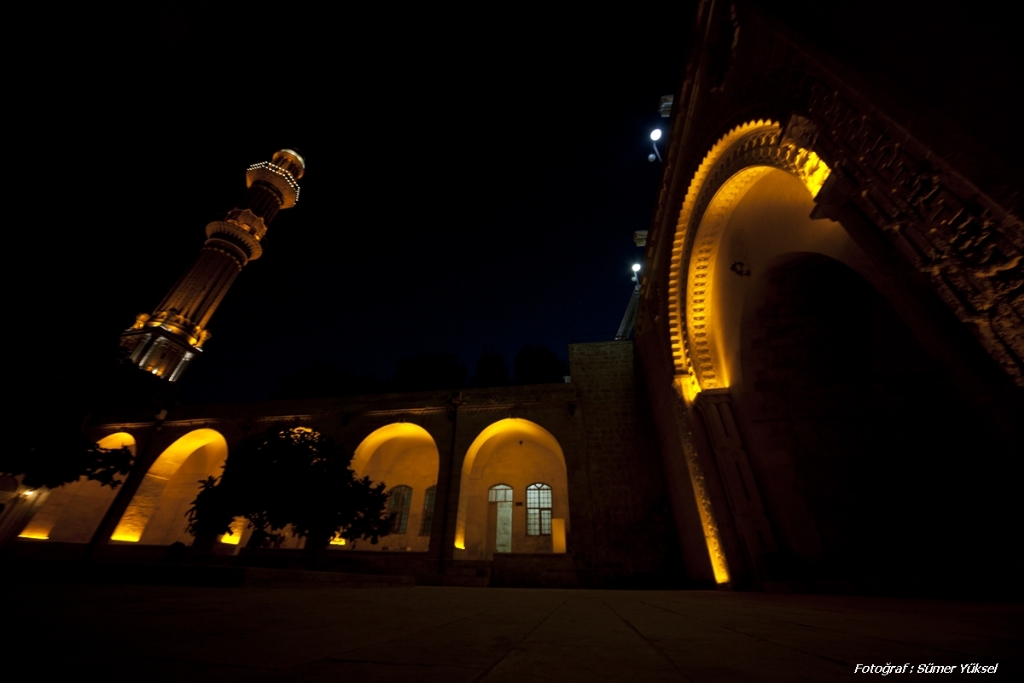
[187,427,390,555]
[473,348,511,387]
[514,344,568,384]
[1,430,134,491]
[3,342,152,490]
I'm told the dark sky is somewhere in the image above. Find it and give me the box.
[19,3,1017,406]
[18,3,696,403]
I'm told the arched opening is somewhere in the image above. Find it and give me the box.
[666,120,837,584]
[455,419,568,560]
[111,429,227,545]
[347,423,439,552]
[667,122,1012,589]
[731,253,1007,589]
[687,167,877,392]
[18,432,137,543]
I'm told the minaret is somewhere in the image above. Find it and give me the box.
[120,149,305,382]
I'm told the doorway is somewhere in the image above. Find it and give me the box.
[488,484,513,554]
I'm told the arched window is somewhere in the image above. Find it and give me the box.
[488,484,513,502]
[388,486,412,534]
[526,483,552,536]
[419,485,436,536]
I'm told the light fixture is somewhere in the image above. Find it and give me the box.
[649,130,663,162]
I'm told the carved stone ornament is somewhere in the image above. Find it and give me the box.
[667,120,831,393]
[806,83,1024,384]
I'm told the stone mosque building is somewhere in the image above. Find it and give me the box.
[3,2,1021,594]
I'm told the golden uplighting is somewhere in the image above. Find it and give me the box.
[667,120,832,394]
[696,491,731,584]
[97,432,137,454]
[351,423,436,478]
[218,517,247,545]
[112,428,227,543]
[661,118,838,583]
[454,418,567,556]
[796,148,830,198]
[18,433,137,543]
[329,536,347,546]
[552,519,567,554]
[674,373,702,404]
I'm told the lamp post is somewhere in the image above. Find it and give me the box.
[648,129,663,162]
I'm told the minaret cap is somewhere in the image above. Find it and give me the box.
[273,149,305,179]
[246,149,305,208]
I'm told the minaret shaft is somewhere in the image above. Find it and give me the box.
[156,246,243,329]
[120,150,304,382]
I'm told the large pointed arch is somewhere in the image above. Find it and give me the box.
[662,120,837,586]
[667,120,832,399]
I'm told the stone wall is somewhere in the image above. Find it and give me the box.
[10,349,682,588]
[569,341,683,586]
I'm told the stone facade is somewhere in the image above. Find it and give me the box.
[9,342,680,588]
[6,3,1021,596]
[634,1,1022,595]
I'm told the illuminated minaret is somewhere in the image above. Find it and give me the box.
[120,149,305,382]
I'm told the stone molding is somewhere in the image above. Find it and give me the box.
[805,82,1024,384]
[667,120,829,392]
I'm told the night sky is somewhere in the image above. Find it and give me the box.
[19,3,696,404]
[18,3,1018,406]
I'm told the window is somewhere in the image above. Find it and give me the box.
[526,483,552,536]
[419,485,436,536]
[388,485,412,534]
[488,484,513,502]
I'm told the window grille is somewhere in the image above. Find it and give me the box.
[388,485,412,534]
[526,483,552,535]
[419,485,436,536]
[488,484,513,502]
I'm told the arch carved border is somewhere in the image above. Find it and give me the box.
[667,120,831,395]
[661,120,831,586]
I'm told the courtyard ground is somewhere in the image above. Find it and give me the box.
[8,580,1020,681]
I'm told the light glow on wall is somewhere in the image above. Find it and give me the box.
[674,373,702,404]
[218,517,247,545]
[454,418,567,556]
[111,428,227,543]
[351,423,436,478]
[19,433,137,543]
[97,433,138,452]
[664,119,840,584]
[667,119,832,392]
[551,519,566,553]
[352,422,440,554]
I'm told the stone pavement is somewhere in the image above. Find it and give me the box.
[9,583,1020,681]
